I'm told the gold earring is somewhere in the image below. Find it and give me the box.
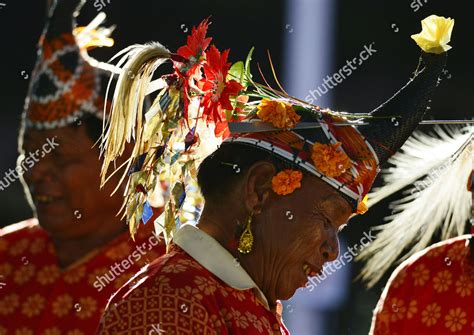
[238,213,254,254]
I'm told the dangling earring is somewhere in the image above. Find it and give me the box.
[238,213,254,254]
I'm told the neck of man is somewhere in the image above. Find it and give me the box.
[197,206,276,308]
[48,219,128,269]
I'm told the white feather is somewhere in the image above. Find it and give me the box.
[358,125,473,287]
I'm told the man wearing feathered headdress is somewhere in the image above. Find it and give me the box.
[95,14,456,334]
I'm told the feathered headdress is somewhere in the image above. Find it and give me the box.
[99,15,455,246]
[358,125,473,287]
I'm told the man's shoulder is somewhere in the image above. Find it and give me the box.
[0,218,45,240]
[113,246,216,301]
[0,218,50,264]
[145,246,212,283]
[99,248,222,333]
[379,235,471,299]
[395,235,470,274]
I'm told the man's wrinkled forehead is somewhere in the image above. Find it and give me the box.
[321,192,352,220]
[309,177,353,219]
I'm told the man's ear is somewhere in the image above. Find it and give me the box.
[244,161,276,214]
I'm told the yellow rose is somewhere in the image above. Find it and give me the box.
[411,15,454,54]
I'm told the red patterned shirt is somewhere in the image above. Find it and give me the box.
[97,224,290,334]
[0,218,164,335]
[371,235,474,335]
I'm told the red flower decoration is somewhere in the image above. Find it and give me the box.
[177,18,212,61]
[199,45,243,129]
[174,19,212,124]
[214,95,248,139]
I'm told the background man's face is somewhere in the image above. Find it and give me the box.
[20,125,126,239]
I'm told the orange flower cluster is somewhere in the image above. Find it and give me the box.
[311,142,352,178]
[257,99,301,129]
[271,169,303,195]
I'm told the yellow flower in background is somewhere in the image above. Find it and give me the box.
[257,99,301,129]
[411,15,454,54]
[311,142,352,178]
[271,170,303,195]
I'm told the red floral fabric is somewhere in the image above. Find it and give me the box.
[97,244,290,334]
[371,235,474,335]
[0,219,164,335]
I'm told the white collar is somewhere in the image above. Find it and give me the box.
[173,224,270,310]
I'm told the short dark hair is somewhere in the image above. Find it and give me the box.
[197,143,302,204]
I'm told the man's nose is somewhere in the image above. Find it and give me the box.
[320,230,340,262]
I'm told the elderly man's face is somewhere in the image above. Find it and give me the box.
[253,175,353,301]
[19,125,125,239]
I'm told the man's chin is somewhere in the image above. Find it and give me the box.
[276,282,303,302]
[36,206,75,233]
[279,291,295,302]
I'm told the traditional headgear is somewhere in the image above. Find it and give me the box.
[23,0,115,130]
[358,125,473,287]
[99,15,454,243]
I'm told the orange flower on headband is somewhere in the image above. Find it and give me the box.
[272,170,303,195]
[311,142,352,178]
[257,99,301,129]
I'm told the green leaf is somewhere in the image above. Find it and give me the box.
[227,61,245,84]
